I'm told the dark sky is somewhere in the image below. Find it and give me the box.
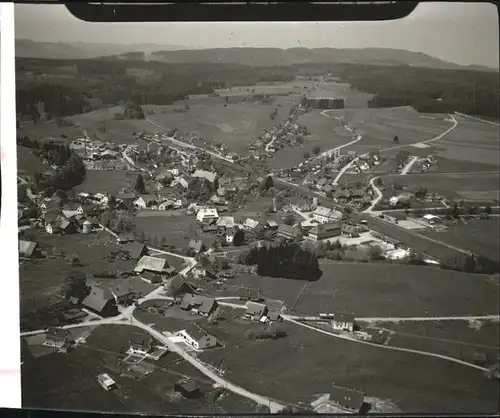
[14,2,499,68]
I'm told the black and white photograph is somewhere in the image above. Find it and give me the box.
[13,2,500,415]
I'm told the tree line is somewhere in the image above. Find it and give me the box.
[240,242,322,281]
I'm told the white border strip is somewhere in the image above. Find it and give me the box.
[0,2,22,409]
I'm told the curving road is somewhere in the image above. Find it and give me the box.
[282,315,490,373]
[400,156,419,176]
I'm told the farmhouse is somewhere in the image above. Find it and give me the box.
[245,301,269,322]
[329,385,365,413]
[265,220,279,230]
[341,224,359,238]
[165,276,197,298]
[192,170,217,184]
[242,218,260,231]
[19,240,41,258]
[134,195,158,209]
[43,328,71,353]
[196,208,219,223]
[39,199,59,214]
[308,222,342,242]
[312,206,343,224]
[174,380,200,399]
[217,216,235,232]
[118,192,136,209]
[277,224,303,242]
[81,286,118,317]
[198,297,219,317]
[177,324,217,350]
[46,218,78,235]
[134,256,169,274]
[189,239,205,254]
[331,313,356,332]
[122,243,148,260]
[422,214,443,225]
[383,212,407,223]
[158,199,174,210]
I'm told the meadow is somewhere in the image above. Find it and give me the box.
[293,262,500,318]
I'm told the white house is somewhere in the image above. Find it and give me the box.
[134,195,157,209]
[422,214,442,225]
[177,325,217,350]
[225,232,235,244]
[312,206,342,224]
[158,199,174,210]
[331,313,355,332]
[242,218,260,231]
[196,208,219,223]
[192,170,217,184]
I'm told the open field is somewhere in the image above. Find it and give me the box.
[381,172,500,204]
[74,169,141,195]
[22,324,257,414]
[308,81,373,108]
[294,263,500,317]
[422,218,500,263]
[215,80,313,97]
[429,115,499,168]
[17,145,53,177]
[17,120,83,143]
[322,107,453,155]
[199,320,499,413]
[135,214,200,249]
[144,96,296,152]
[371,320,500,367]
[20,232,131,317]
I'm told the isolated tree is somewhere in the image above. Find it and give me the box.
[484,205,492,214]
[260,175,274,192]
[233,229,246,246]
[62,273,90,301]
[312,146,321,155]
[393,135,400,144]
[134,174,146,194]
[108,195,117,209]
[303,151,311,159]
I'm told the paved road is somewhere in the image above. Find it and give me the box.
[282,315,490,373]
[145,118,235,164]
[366,176,383,213]
[454,111,500,127]
[333,156,359,185]
[400,156,419,175]
[378,113,458,154]
[286,314,500,323]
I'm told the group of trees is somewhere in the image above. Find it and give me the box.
[17,58,296,119]
[18,137,87,192]
[441,253,499,275]
[240,242,322,281]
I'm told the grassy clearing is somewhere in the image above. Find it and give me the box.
[20,232,130,317]
[422,218,500,263]
[381,172,500,203]
[294,262,500,317]
[375,319,500,366]
[431,116,499,167]
[17,145,53,176]
[144,96,296,152]
[199,320,499,413]
[17,120,83,143]
[135,215,201,249]
[22,324,254,414]
[74,169,141,195]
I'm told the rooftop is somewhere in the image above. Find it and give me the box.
[134,256,168,273]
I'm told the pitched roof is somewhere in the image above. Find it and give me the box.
[136,194,158,204]
[243,218,260,229]
[313,206,334,217]
[189,240,203,253]
[81,286,114,312]
[309,222,342,235]
[332,313,355,323]
[180,322,214,342]
[134,256,168,273]
[277,224,302,238]
[198,297,218,314]
[246,301,268,317]
[268,311,281,321]
[193,170,217,183]
[19,240,38,257]
[266,220,278,228]
[122,242,148,260]
[330,386,365,412]
[217,216,235,228]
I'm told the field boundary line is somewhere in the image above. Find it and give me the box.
[283,316,490,372]
[454,112,500,127]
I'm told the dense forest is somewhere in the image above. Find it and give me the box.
[241,242,322,281]
[15,57,499,121]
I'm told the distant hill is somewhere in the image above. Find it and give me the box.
[15,39,191,60]
[150,47,499,72]
[15,41,498,72]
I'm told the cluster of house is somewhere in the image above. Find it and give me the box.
[413,155,437,173]
[70,137,123,161]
